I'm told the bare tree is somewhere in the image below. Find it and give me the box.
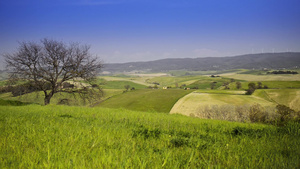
[4,38,103,105]
[124,84,131,91]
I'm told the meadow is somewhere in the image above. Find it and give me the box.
[1,104,299,168]
[0,70,300,168]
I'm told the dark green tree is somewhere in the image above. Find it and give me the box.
[236,81,242,89]
[245,83,256,95]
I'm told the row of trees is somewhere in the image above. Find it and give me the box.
[208,80,268,95]
[268,70,298,74]
[210,80,241,90]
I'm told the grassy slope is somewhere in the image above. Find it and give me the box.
[98,76,152,86]
[0,88,123,106]
[1,105,299,168]
[97,89,193,113]
[186,76,236,89]
[147,75,207,88]
[260,89,300,111]
[98,79,148,89]
[170,90,275,116]
[0,91,100,106]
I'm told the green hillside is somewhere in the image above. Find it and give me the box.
[97,89,193,113]
[1,105,299,168]
[186,76,236,89]
[97,79,148,89]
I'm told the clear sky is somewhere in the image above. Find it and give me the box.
[0,0,300,65]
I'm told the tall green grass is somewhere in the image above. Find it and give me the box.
[1,105,299,168]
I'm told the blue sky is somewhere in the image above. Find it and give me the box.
[0,0,300,65]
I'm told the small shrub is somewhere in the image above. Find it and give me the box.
[275,104,300,125]
[257,82,263,89]
[245,88,256,95]
[235,105,250,122]
[249,104,267,123]
[236,82,242,89]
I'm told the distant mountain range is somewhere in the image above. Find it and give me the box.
[102,52,300,73]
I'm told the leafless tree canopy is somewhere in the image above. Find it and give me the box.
[4,38,103,105]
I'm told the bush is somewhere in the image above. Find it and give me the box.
[245,82,256,95]
[245,88,256,95]
[249,104,267,123]
[195,104,278,123]
[236,81,242,89]
[276,104,300,125]
[196,105,250,122]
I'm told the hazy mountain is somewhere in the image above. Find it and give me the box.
[102,52,300,73]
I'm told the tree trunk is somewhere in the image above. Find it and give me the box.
[44,91,54,105]
[43,86,56,105]
[44,95,51,105]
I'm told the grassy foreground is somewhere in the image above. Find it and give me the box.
[1,105,299,168]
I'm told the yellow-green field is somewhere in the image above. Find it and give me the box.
[263,89,300,111]
[170,90,276,117]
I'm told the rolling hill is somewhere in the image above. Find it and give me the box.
[103,52,300,72]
